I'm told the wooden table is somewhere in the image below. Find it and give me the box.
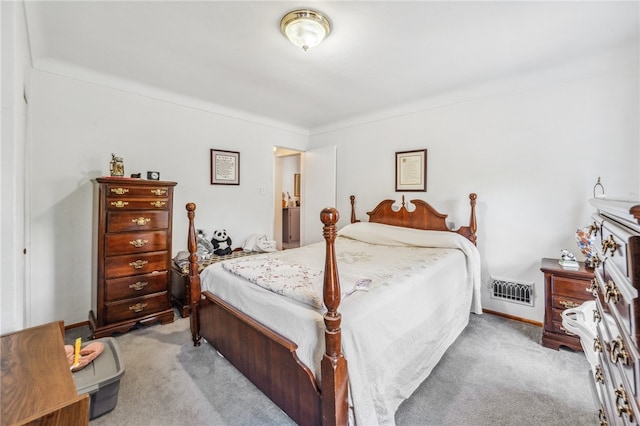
[1,321,89,426]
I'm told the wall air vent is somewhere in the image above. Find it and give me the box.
[490,277,534,306]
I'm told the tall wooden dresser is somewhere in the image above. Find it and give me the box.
[584,198,640,425]
[90,177,177,338]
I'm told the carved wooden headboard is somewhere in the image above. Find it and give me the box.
[349,193,477,245]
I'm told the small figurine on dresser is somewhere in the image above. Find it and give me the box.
[109,153,124,177]
[558,249,579,269]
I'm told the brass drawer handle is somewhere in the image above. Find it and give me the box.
[598,407,608,426]
[129,281,148,291]
[132,217,151,226]
[151,189,167,196]
[586,278,599,297]
[129,260,148,269]
[129,239,148,248]
[588,222,599,237]
[614,385,634,421]
[602,235,619,256]
[559,300,580,309]
[150,201,166,208]
[111,201,129,208]
[610,336,629,365]
[594,365,604,384]
[110,188,129,195]
[593,309,601,323]
[605,280,621,304]
[594,337,603,353]
[129,302,148,313]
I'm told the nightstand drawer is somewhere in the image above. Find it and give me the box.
[551,294,588,311]
[106,211,169,232]
[105,230,168,255]
[551,316,581,339]
[105,271,168,301]
[552,276,591,298]
[105,293,169,323]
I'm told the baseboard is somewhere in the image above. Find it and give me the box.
[482,309,543,328]
[65,320,90,331]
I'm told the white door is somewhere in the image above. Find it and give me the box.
[300,146,336,245]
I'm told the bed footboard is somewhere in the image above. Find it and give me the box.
[199,292,322,425]
[185,203,348,426]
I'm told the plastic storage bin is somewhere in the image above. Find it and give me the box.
[72,337,125,420]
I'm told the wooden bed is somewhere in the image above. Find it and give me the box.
[184,193,477,426]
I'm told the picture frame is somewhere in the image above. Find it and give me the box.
[395,149,427,192]
[210,149,240,185]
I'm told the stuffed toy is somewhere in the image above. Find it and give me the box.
[196,229,215,260]
[211,229,233,256]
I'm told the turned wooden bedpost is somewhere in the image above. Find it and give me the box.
[468,193,478,245]
[186,203,202,346]
[350,195,359,224]
[320,208,348,426]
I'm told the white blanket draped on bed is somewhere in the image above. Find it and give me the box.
[200,222,482,425]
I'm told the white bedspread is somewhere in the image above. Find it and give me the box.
[199,222,482,425]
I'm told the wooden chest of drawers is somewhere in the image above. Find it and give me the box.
[585,199,640,425]
[541,257,594,351]
[90,178,177,338]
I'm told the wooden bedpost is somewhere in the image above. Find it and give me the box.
[320,208,348,426]
[350,195,359,224]
[468,193,477,245]
[186,203,202,346]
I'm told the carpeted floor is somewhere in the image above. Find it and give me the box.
[71,312,596,425]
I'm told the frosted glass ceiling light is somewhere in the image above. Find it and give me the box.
[280,9,331,51]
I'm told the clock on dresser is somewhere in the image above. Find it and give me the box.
[89,177,177,338]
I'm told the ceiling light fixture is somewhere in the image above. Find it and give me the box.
[280,9,331,51]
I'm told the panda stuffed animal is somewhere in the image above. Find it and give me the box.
[211,229,233,256]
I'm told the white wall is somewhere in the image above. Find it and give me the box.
[26,70,308,327]
[1,1,31,334]
[309,63,639,322]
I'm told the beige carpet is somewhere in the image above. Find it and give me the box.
[75,312,596,425]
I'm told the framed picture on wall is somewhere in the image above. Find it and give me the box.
[211,149,240,185]
[395,149,427,192]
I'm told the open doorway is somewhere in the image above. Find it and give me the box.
[274,147,302,250]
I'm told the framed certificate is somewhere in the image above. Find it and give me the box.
[395,149,427,192]
[211,149,240,185]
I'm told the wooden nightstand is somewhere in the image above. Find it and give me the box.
[540,257,594,351]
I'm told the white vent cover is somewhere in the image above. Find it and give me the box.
[490,276,534,306]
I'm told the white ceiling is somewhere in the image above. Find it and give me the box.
[24,1,639,134]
